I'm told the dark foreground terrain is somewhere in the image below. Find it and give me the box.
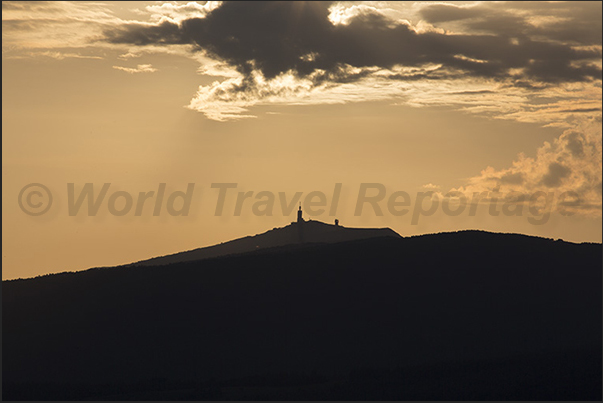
[3,230,602,400]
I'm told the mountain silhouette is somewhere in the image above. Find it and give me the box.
[130,219,400,266]
[3,227,601,400]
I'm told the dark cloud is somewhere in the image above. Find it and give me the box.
[505,80,550,90]
[452,90,495,95]
[557,108,603,114]
[500,172,525,185]
[420,1,602,46]
[565,132,585,157]
[102,1,602,85]
[419,4,482,24]
[111,20,189,46]
[541,162,572,187]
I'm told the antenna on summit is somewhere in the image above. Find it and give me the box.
[297,203,303,223]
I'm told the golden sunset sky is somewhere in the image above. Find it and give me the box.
[3,1,602,280]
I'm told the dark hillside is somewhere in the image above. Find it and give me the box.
[3,230,601,400]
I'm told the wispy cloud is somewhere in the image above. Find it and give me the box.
[39,50,103,60]
[2,1,120,50]
[112,63,157,74]
[3,50,103,60]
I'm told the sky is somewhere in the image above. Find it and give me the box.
[2,1,602,280]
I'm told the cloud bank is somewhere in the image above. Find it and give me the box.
[100,1,601,121]
[105,2,600,82]
[452,117,602,217]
